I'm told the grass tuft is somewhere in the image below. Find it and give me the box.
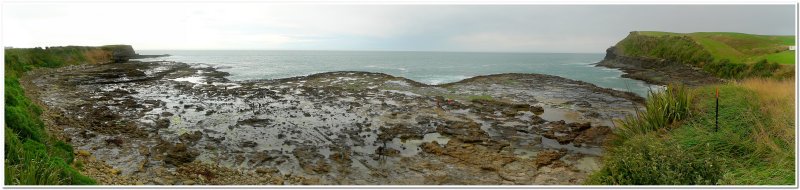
[613,84,692,142]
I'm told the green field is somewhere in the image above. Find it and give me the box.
[616,31,795,79]
[636,31,795,65]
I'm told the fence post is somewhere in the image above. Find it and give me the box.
[715,87,719,132]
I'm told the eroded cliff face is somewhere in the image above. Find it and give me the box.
[596,41,721,86]
[102,45,136,63]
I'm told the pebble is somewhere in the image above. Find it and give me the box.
[77,150,92,157]
[153,178,166,185]
[109,169,121,175]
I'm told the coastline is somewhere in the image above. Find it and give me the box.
[595,46,722,86]
[22,60,644,185]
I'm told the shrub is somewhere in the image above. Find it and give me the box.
[613,84,693,141]
[587,134,723,185]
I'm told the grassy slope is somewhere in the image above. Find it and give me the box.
[617,31,795,79]
[588,79,794,185]
[4,46,114,185]
[755,50,796,65]
[636,31,795,65]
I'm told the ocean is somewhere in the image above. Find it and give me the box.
[136,50,657,96]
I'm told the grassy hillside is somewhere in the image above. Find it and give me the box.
[615,31,795,79]
[587,79,794,185]
[4,46,119,185]
[635,31,795,64]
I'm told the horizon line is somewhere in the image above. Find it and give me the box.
[134,49,606,54]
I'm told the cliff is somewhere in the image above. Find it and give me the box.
[597,44,721,86]
[597,31,795,85]
[101,45,136,63]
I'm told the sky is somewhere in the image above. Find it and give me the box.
[2,3,796,53]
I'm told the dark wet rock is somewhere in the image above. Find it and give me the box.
[143,99,161,105]
[241,141,258,148]
[534,149,566,168]
[90,106,120,122]
[565,100,592,108]
[293,147,330,174]
[471,98,543,116]
[155,118,170,129]
[255,167,280,174]
[420,141,444,155]
[378,125,427,142]
[573,126,612,146]
[380,147,400,157]
[179,131,202,145]
[582,111,602,118]
[438,139,517,172]
[112,88,134,95]
[237,118,272,127]
[105,137,124,146]
[542,121,594,145]
[529,106,545,115]
[250,151,278,166]
[329,150,352,165]
[437,121,488,143]
[165,143,199,166]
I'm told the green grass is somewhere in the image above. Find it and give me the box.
[4,46,113,185]
[690,35,746,63]
[636,31,682,37]
[753,50,796,65]
[617,31,795,79]
[612,85,692,142]
[630,31,795,65]
[5,77,96,185]
[588,80,795,185]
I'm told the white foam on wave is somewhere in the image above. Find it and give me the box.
[172,76,205,84]
[424,75,470,85]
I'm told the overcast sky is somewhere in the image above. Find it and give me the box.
[2,3,796,53]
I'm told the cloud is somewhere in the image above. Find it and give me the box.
[2,4,795,52]
[449,32,548,51]
[448,32,617,52]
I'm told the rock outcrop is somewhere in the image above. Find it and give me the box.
[596,46,721,86]
[102,45,136,63]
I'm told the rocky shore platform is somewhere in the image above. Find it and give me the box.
[22,61,643,185]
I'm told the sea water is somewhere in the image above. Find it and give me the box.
[137,50,657,96]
